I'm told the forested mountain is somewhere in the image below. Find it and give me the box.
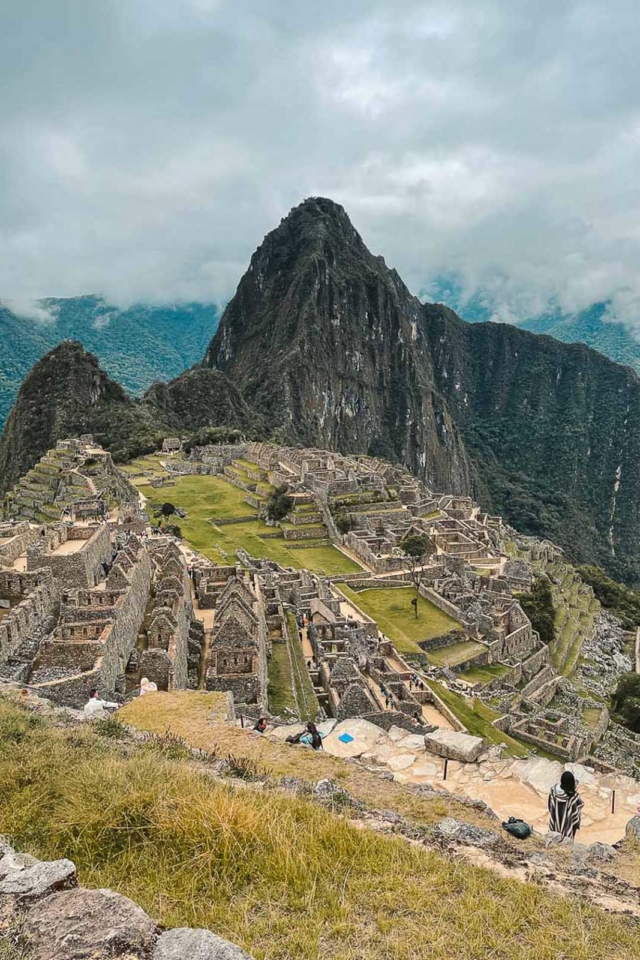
[0,296,219,428]
[426,276,640,375]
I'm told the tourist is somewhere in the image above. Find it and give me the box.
[83,688,119,717]
[548,770,584,841]
[253,717,267,734]
[139,677,158,697]
[379,682,387,696]
[300,721,324,750]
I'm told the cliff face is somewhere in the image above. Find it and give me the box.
[206,198,640,583]
[422,307,640,582]
[205,197,473,493]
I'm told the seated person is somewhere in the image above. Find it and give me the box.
[253,717,268,734]
[84,688,119,717]
[139,677,158,697]
[300,721,324,751]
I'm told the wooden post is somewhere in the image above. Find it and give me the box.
[240,713,245,729]
[443,758,448,781]
[612,789,616,815]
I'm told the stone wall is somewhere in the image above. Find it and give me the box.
[27,524,112,588]
[0,569,58,666]
[0,522,38,565]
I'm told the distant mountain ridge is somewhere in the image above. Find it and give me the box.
[425,275,640,375]
[0,295,220,428]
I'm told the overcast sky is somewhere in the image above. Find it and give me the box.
[2,0,640,328]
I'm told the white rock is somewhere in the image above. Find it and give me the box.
[396,734,427,752]
[424,728,484,763]
[322,719,386,758]
[155,927,255,959]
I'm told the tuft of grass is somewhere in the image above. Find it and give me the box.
[93,715,129,740]
[1,696,639,960]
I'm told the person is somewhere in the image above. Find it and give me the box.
[253,717,267,734]
[139,677,158,697]
[300,721,324,751]
[548,770,584,841]
[379,682,387,696]
[84,688,119,717]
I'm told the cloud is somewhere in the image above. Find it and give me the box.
[1,299,58,324]
[1,0,640,333]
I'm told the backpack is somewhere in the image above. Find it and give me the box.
[502,816,532,840]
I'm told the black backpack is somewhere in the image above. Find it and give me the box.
[502,816,532,840]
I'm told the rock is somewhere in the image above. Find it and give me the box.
[0,858,76,898]
[22,887,157,959]
[396,733,426,752]
[387,725,409,742]
[0,850,41,878]
[625,815,640,842]
[314,778,343,799]
[322,719,385,758]
[424,728,484,763]
[584,842,617,864]
[154,928,255,959]
[433,818,500,849]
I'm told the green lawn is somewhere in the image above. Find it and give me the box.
[427,682,529,758]
[131,461,361,575]
[267,642,298,717]
[428,640,486,668]
[461,663,510,686]
[340,586,459,654]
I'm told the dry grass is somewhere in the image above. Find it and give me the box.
[119,691,473,828]
[1,696,639,960]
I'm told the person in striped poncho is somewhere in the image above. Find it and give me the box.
[548,770,584,840]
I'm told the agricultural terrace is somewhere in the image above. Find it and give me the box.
[339,585,460,655]
[125,455,362,575]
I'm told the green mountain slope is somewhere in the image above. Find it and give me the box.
[425,277,640,375]
[0,296,219,428]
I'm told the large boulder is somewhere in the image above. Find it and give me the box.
[424,728,484,763]
[22,887,157,959]
[154,928,255,959]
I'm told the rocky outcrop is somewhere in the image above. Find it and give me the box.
[205,197,473,494]
[0,838,256,960]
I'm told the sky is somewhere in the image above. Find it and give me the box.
[2,0,640,330]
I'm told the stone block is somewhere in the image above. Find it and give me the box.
[424,728,484,763]
[154,927,255,959]
[434,817,501,849]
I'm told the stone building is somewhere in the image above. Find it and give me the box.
[204,576,268,708]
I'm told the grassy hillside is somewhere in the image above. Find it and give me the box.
[2,694,638,959]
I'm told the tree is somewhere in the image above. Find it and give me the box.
[611,673,640,733]
[335,511,352,535]
[401,532,436,618]
[160,502,177,517]
[515,577,555,644]
[265,484,294,522]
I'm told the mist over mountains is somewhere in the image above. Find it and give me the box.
[426,275,640,376]
[0,296,219,428]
